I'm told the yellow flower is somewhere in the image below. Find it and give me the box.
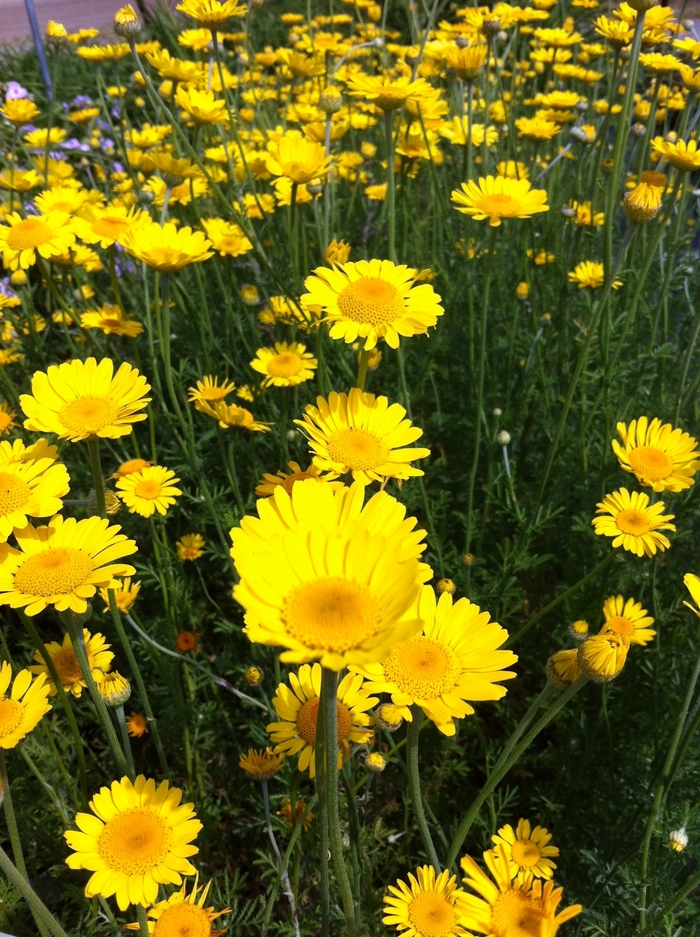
[546,648,582,689]
[569,199,604,227]
[639,52,682,74]
[176,534,205,561]
[239,747,285,780]
[21,357,151,442]
[64,775,202,910]
[81,304,144,338]
[126,712,148,737]
[201,218,252,257]
[594,15,633,47]
[73,205,147,249]
[439,117,499,148]
[613,417,700,492]
[683,573,700,618]
[113,4,141,38]
[230,478,431,669]
[460,845,582,937]
[578,632,628,682]
[0,402,16,437]
[383,865,471,937]
[100,577,141,614]
[0,99,40,124]
[365,183,387,201]
[34,187,94,217]
[195,400,272,432]
[187,375,236,405]
[116,465,182,518]
[302,259,444,350]
[266,130,333,184]
[623,182,663,224]
[122,220,213,272]
[129,876,230,934]
[592,488,675,557]
[0,515,137,616]
[601,594,655,646]
[251,342,317,388]
[0,662,50,748]
[452,176,549,226]
[444,43,488,81]
[0,454,70,542]
[0,211,75,270]
[492,819,559,882]
[29,628,114,697]
[112,459,152,479]
[97,671,131,706]
[0,169,42,193]
[568,260,621,289]
[266,663,375,777]
[176,86,229,124]
[325,239,351,265]
[652,137,700,172]
[296,388,429,486]
[176,0,247,25]
[345,73,434,111]
[277,796,313,831]
[515,116,560,141]
[354,586,516,735]
[255,461,341,497]
[24,127,66,148]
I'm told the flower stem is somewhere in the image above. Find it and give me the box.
[320,667,357,937]
[262,779,301,937]
[0,844,68,937]
[407,706,441,869]
[115,705,136,777]
[136,904,150,937]
[86,437,107,518]
[314,670,330,937]
[356,349,370,390]
[0,750,29,881]
[384,110,397,262]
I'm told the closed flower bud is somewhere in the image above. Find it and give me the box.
[669,828,688,852]
[515,282,529,300]
[626,0,658,11]
[98,671,132,707]
[436,578,456,595]
[87,488,120,516]
[497,430,511,446]
[561,206,576,218]
[482,15,501,35]
[602,158,614,175]
[462,552,476,567]
[306,180,324,195]
[547,648,582,689]
[319,85,343,114]
[366,752,387,772]
[10,270,27,286]
[375,702,404,732]
[244,665,264,685]
[569,619,589,641]
[630,122,647,138]
[46,20,68,44]
[367,347,382,370]
[578,632,628,682]
[240,284,259,306]
[114,4,141,38]
[623,182,663,224]
[493,407,503,416]
[325,238,351,265]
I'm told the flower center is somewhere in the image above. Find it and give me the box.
[383,636,460,699]
[0,472,32,515]
[615,509,651,536]
[59,396,120,436]
[153,902,213,937]
[511,838,542,867]
[0,412,13,431]
[407,891,457,937]
[337,277,405,326]
[7,218,54,251]
[0,697,24,737]
[479,193,516,213]
[267,352,303,378]
[93,217,129,239]
[490,888,544,937]
[14,548,95,597]
[134,479,163,500]
[295,696,353,746]
[97,808,170,875]
[282,472,314,494]
[52,646,85,685]
[283,577,380,653]
[605,615,634,636]
[628,446,673,482]
[327,428,389,471]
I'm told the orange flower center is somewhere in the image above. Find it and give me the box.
[52,646,84,685]
[267,352,303,378]
[0,472,32,515]
[7,218,53,251]
[283,577,380,653]
[615,508,651,536]
[97,808,170,874]
[153,901,213,937]
[511,838,542,867]
[490,888,544,937]
[338,277,404,327]
[15,548,95,597]
[383,636,460,699]
[327,428,389,472]
[0,696,24,737]
[295,696,353,746]
[605,615,634,636]
[407,891,457,937]
[628,446,673,482]
[59,396,120,437]
[134,479,163,500]
[93,217,130,240]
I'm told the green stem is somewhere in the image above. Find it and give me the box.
[446,676,588,868]
[384,110,397,262]
[0,845,69,937]
[86,437,107,518]
[637,866,700,937]
[407,706,441,869]
[136,904,150,937]
[315,670,330,937]
[320,668,357,937]
[262,780,301,937]
[357,349,370,390]
[0,750,29,880]
[115,705,136,777]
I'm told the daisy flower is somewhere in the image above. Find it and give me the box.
[592,488,675,557]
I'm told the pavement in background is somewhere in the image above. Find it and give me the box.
[0,0,172,44]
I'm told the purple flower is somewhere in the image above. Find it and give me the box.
[71,95,94,108]
[61,138,90,152]
[113,161,124,175]
[6,82,30,100]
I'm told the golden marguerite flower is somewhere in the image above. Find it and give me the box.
[0,515,137,616]
[266,663,375,778]
[122,220,213,272]
[187,375,236,405]
[460,845,582,937]
[514,116,560,141]
[439,117,499,148]
[251,342,317,388]
[175,86,229,124]
[239,747,285,780]
[130,877,230,935]
[592,488,675,557]
[33,186,94,217]
[73,205,147,249]
[345,73,435,111]
[578,632,628,682]
[116,465,182,518]
[354,586,517,736]
[126,712,148,737]
[444,43,488,81]
[612,417,700,492]
[546,648,582,690]
[195,400,272,432]
[623,182,663,224]
[230,478,431,669]
[383,865,471,937]
[176,0,247,25]
[64,775,202,910]
[255,460,341,497]
[0,99,40,125]
[568,261,621,289]
[0,211,75,270]
[201,218,253,257]
[81,304,144,338]
[296,388,430,486]
[266,131,333,184]
[302,259,444,350]
[0,169,42,193]
[0,662,51,748]
[0,402,17,436]
[492,819,559,882]
[601,594,655,646]
[0,452,70,542]
[99,576,141,614]
[451,176,549,226]
[29,629,114,697]
[111,459,152,479]
[21,357,151,442]
[651,137,700,173]
[176,534,205,561]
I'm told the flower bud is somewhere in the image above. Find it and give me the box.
[626,0,658,11]
[240,284,260,306]
[560,206,576,219]
[515,282,529,300]
[578,632,628,682]
[669,828,688,852]
[375,703,404,732]
[623,182,663,224]
[493,407,503,416]
[569,619,589,641]
[325,238,351,265]
[319,85,343,114]
[46,20,68,46]
[114,4,141,38]
[497,430,511,446]
[366,752,387,772]
[436,578,456,595]
[546,648,582,690]
[98,671,132,707]
[244,665,264,685]
[462,552,476,567]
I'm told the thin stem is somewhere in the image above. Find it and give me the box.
[407,706,441,869]
[115,705,136,777]
[0,750,29,880]
[320,667,357,937]
[384,110,397,262]
[637,866,700,937]
[86,437,107,518]
[136,904,150,937]
[315,667,330,937]
[357,349,370,390]
[0,845,69,937]
[262,780,301,937]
